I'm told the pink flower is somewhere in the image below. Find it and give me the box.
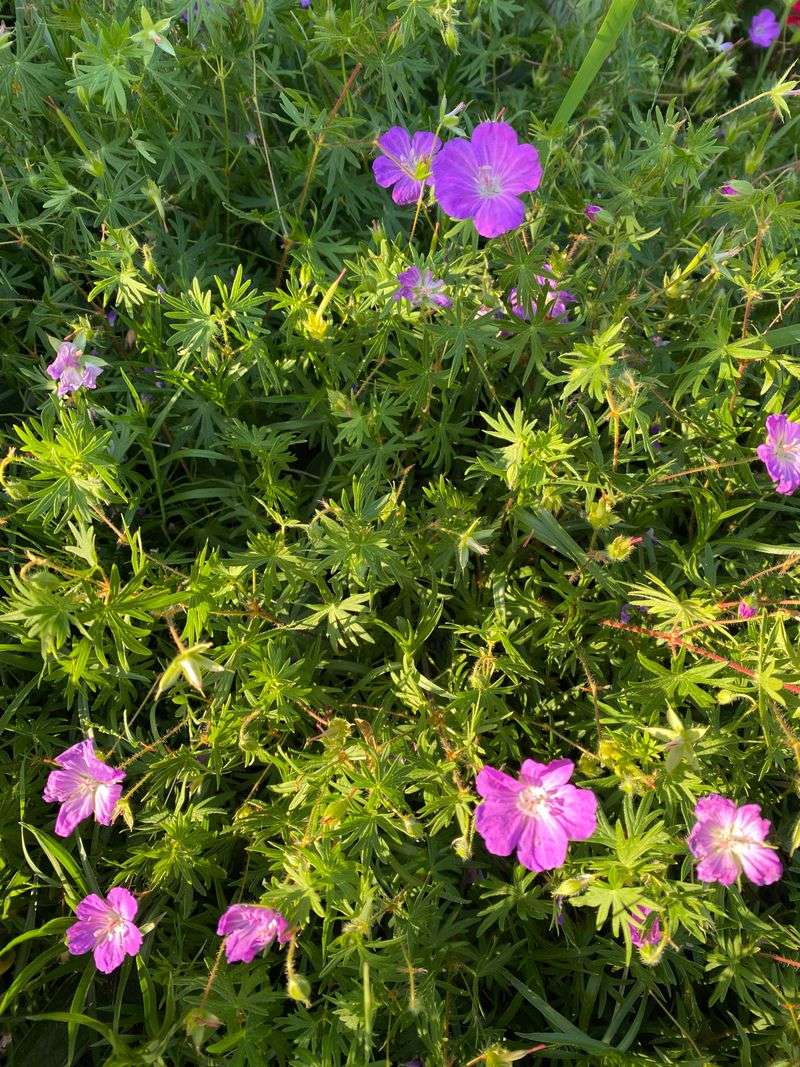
[43,739,125,837]
[757,413,800,495]
[372,127,442,205]
[216,904,291,963]
[720,183,738,197]
[628,905,661,948]
[749,8,780,47]
[738,600,758,619]
[474,758,598,873]
[67,888,143,973]
[431,121,542,238]
[46,340,103,397]
[584,203,601,221]
[688,794,782,886]
[393,266,451,309]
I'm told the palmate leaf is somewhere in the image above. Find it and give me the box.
[9,409,125,527]
[68,19,140,116]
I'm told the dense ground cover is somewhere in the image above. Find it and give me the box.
[4,0,800,1063]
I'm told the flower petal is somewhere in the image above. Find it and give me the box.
[472,194,525,238]
[552,784,597,840]
[107,887,138,921]
[515,813,569,872]
[474,802,525,857]
[475,766,523,799]
[695,849,739,885]
[54,791,95,837]
[739,844,782,886]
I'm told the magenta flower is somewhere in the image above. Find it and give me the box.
[720,183,738,197]
[216,904,291,963]
[474,758,598,873]
[43,739,126,838]
[688,794,782,886]
[393,266,451,309]
[749,8,780,47]
[431,121,542,238]
[628,906,661,948]
[67,888,143,973]
[46,341,103,398]
[509,267,575,322]
[757,413,800,494]
[372,127,442,205]
[585,203,601,221]
[738,599,758,619]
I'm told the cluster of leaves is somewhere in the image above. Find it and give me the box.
[3,0,800,1063]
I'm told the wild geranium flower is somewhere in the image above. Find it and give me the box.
[431,121,542,238]
[43,739,126,837]
[217,904,291,963]
[629,906,661,948]
[738,599,758,619]
[749,8,780,47]
[372,127,442,205]
[474,758,598,873]
[46,341,103,398]
[393,266,451,309]
[688,795,782,886]
[585,203,601,221]
[757,413,800,494]
[509,267,575,322]
[67,888,143,973]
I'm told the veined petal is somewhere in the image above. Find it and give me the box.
[515,812,569,872]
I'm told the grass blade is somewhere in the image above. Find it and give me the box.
[550,0,641,134]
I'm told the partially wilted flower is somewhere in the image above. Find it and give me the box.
[46,341,103,398]
[217,904,291,962]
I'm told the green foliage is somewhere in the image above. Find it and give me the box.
[3,0,800,1064]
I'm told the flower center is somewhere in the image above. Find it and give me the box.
[516,785,549,818]
[476,165,502,197]
[98,912,127,943]
[774,437,798,462]
[412,158,432,181]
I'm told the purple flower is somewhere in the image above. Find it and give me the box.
[216,904,291,963]
[749,8,780,47]
[299,0,311,7]
[106,307,118,327]
[509,267,575,322]
[431,121,542,238]
[620,604,633,624]
[474,758,598,873]
[585,203,601,221]
[43,739,125,838]
[651,334,667,347]
[628,906,661,948]
[757,413,800,494]
[738,599,758,619]
[720,183,738,197]
[688,794,782,886]
[372,127,442,205]
[393,266,451,309]
[46,341,103,398]
[67,888,143,973]
[719,40,734,52]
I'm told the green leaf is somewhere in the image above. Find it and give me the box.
[550,0,642,134]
